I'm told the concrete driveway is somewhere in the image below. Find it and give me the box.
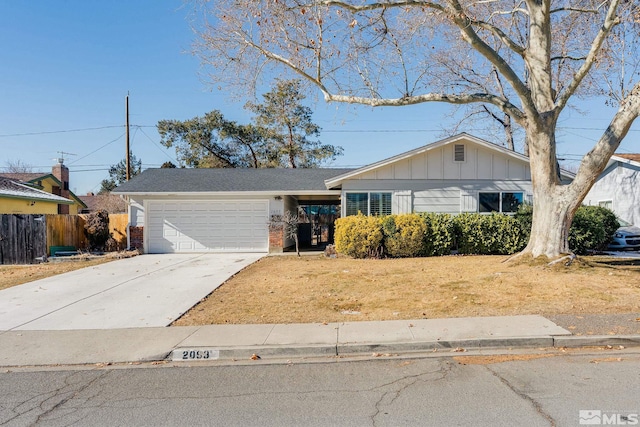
[0,253,264,331]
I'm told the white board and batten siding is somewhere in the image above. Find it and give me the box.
[141,199,269,253]
[392,190,412,214]
[341,141,533,215]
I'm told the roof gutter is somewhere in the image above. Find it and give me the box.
[0,194,75,204]
[112,190,342,197]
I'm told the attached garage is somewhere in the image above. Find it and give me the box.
[146,200,269,253]
[113,168,351,253]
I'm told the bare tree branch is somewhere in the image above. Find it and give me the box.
[555,0,622,111]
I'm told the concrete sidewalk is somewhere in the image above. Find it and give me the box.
[0,253,264,331]
[2,315,638,368]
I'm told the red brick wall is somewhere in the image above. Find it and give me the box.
[269,223,284,253]
[129,226,144,251]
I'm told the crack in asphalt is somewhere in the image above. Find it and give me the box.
[485,365,557,427]
[371,360,453,427]
[0,370,110,427]
[33,371,110,426]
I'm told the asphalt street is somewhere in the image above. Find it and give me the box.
[2,350,639,427]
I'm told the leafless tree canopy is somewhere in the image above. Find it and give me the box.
[195,1,638,110]
[192,0,640,258]
[4,159,34,173]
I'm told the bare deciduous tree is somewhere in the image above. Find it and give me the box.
[4,159,33,173]
[192,0,640,259]
[270,210,303,256]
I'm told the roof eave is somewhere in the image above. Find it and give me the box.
[611,155,640,168]
[113,190,342,197]
[325,133,535,187]
[0,193,75,204]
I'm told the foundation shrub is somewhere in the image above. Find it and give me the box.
[569,206,619,255]
[334,214,384,258]
[453,213,527,255]
[420,213,455,256]
[382,214,427,258]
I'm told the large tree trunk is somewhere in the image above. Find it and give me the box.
[523,185,578,258]
[518,128,581,259]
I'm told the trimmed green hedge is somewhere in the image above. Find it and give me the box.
[334,214,384,259]
[514,204,619,255]
[453,213,528,255]
[420,213,456,256]
[335,212,525,258]
[382,214,427,257]
[569,206,619,255]
[334,205,618,258]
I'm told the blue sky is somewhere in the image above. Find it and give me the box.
[1,1,639,196]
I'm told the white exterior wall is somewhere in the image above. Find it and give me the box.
[129,197,145,226]
[353,143,531,181]
[342,180,532,214]
[339,141,534,215]
[585,162,640,226]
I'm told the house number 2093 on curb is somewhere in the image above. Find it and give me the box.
[172,348,220,361]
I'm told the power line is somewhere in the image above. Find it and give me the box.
[137,127,179,164]
[69,168,111,173]
[0,125,124,138]
[2,122,640,138]
[68,133,126,165]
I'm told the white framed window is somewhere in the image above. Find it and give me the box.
[598,200,613,210]
[345,192,392,216]
[478,192,523,213]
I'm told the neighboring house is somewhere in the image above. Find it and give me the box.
[585,154,640,226]
[0,160,86,214]
[113,133,575,254]
[0,177,74,214]
[79,192,127,214]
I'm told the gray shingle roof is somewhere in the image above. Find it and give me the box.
[0,178,74,203]
[113,168,355,193]
[0,172,49,182]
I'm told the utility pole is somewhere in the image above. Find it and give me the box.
[125,93,131,181]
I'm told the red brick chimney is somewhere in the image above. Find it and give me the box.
[52,158,70,214]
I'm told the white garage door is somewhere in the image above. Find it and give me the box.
[147,200,269,253]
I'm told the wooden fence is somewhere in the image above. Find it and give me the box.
[0,214,47,264]
[46,214,88,250]
[107,213,128,251]
[0,213,129,264]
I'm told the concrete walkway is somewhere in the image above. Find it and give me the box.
[0,314,625,367]
[0,254,264,331]
[0,315,639,367]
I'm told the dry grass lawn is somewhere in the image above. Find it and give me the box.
[0,259,111,291]
[0,251,140,291]
[173,254,640,326]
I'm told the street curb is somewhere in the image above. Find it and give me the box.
[337,337,554,355]
[553,335,640,348]
[169,335,640,362]
[170,345,338,361]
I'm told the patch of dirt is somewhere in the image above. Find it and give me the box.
[0,251,138,291]
[172,254,640,326]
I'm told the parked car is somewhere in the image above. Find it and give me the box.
[608,219,640,251]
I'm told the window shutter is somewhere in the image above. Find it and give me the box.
[392,191,412,214]
[526,192,533,204]
[460,190,477,212]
